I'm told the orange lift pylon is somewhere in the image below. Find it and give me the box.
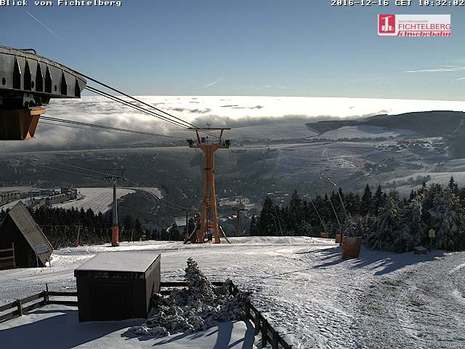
[187,128,230,244]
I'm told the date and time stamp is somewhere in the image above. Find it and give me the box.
[0,0,462,8]
[331,0,465,6]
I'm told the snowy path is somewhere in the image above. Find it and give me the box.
[357,251,465,349]
[1,237,464,348]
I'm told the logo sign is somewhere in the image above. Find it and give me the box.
[379,14,396,35]
[378,14,451,37]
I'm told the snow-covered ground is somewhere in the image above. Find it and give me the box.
[53,187,135,213]
[0,304,254,349]
[318,125,415,140]
[0,186,34,193]
[1,237,464,349]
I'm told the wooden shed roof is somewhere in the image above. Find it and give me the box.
[76,252,160,273]
[2,202,53,265]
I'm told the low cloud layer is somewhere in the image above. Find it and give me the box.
[3,95,465,151]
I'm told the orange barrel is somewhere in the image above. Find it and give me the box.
[335,233,342,243]
[342,237,361,259]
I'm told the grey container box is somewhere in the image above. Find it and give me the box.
[74,252,160,322]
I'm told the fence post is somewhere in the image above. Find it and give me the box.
[16,299,22,316]
[44,284,50,304]
[255,311,261,335]
[272,330,279,349]
[261,316,267,348]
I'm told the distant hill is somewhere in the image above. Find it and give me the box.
[306,111,465,138]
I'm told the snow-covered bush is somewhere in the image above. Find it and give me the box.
[125,258,249,339]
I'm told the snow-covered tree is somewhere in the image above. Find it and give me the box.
[368,192,415,252]
[126,258,249,340]
[427,188,465,251]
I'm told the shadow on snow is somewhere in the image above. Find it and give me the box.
[0,307,255,349]
[312,246,445,276]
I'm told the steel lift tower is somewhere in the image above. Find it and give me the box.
[187,128,230,244]
[105,170,126,247]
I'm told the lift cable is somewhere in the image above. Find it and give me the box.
[72,69,199,129]
[39,162,191,212]
[57,163,113,178]
[40,120,184,140]
[138,187,189,211]
[32,163,104,181]
[85,86,191,129]
[115,176,190,212]
[41,116,182,139]
[85,85,220,139]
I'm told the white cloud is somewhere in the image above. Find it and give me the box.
[404,66,465,73]
[203,77,222,88]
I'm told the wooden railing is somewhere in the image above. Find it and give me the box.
[0,281,293,349]
[244,300,292,349]
[0,287,78,324]
[159,281,293,349]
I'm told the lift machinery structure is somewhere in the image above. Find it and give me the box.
[0,46,86,140]
[187,128,230,244]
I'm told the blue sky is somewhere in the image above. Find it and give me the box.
[1,0,465,99]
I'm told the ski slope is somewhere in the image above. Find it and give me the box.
[0,237,464,349]
[53,187,135,213]
[53,187,161,213]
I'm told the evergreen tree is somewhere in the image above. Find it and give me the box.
[368,192,414,252]
[371,185,385,215]
[288,190,303,235]
[361,184,372,216]
[428,187,465,251]
[448,176,459,194]
[249,215,258,236]
[134,218,144,240]
[123,214,135,241]
[257,196,277,235]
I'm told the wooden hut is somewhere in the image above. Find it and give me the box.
[0,202,53,269]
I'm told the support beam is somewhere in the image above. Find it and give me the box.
[0,106,45,140]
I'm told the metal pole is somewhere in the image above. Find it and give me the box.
[185,210,189,240]
[310,199,328,234]
[321,175,350,222]
[111,178,119,246]
[328,196,342,231]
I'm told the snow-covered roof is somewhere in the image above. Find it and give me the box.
[75,252,160,273]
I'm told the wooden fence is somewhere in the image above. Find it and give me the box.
[0,287,78,324]
[159,281,292,349]
[0,281,292,349]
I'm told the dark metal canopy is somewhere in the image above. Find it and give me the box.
[0,46,87,109]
